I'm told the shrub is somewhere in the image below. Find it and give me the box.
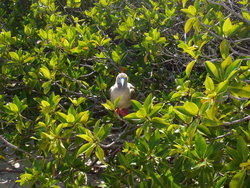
[0,0,249,187]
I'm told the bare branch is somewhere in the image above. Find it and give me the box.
[0,135,42,159]
[211,131,234,140]
[222,115,250,126]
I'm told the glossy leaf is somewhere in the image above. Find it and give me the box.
[216,80,228,94]
[184,17,196,33]
[205,61,219,79]
[186,60,196,77]
[95,145,105,163]
[204,75,214,92]
[77,134,93,142]
[195,133,207,158]
[229,170,246,188]
[220,40,230,59]
[223,18,233,36]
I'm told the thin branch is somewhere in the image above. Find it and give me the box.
[229,94,249,101]
[0,135,42,159]
[99,123,139,149]
[211,131,233,140]
[222,115,250,126]
[207,0,250,24]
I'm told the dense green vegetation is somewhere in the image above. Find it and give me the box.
[0,0,250,187]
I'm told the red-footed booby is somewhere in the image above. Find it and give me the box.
[110,73,135,116]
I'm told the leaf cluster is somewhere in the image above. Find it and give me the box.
[0,0,249,187]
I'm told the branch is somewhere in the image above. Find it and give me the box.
[207,0,250,24]
[0,135,42,159]
[99,123,139,149]
[222,115,250,126]
[211,131,233,140]
[229,94,249,101]
[53,81,100,104]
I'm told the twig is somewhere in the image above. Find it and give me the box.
[229,94,249,101]
[99,124,129,148]
[0,135,41,159]
[222,115,250,126]
[211,131,233,140]
[53,81,100,103]
[207,0,250,24]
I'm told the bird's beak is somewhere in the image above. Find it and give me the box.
[120,78,125,87]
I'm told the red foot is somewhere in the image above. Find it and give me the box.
[115,108,128,117]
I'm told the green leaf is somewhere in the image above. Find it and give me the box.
[229,85,250,98]
[41,100,50,107]
[78,111,89,124]
[214,177,227,188]
[9,103,19,113]
[226,146,241,162]
[131,100,142,110]
[67,113,75,123]
[124,112,139,119]
[144,93,153,113]
[173,108,192,123]
[216,80,228,94]
[136,108,147,119]
[242,11,250,21]
[237,137,248,161]
[220,40,230,59]
[38,29,48,39]
[77,143,93,157]
[57,112,68,122]
[42,81,51,94]
[186,60,196,77]
[224,59,241,79]
[200,101,211,114]
[205,61,219,79]
[181,5,196,16]
[102,100,114,110]
[114,96,121,108]
[149,104,162,117]
[93,119,101,135]
[40,65,51,79]
[136,127,143,137]
[204,75,214,92]
[9,52,19,61]
[195,133,207,158]
[223,18,233,36]
[229,170,246,188]
[95,145,105,163]
[55,123,68,135]
[180,101,199,116]
[151,117,169,126]
[77,134,93,142]
[184,17,196,33]
[118,153,130,168]
[221,56,232,72]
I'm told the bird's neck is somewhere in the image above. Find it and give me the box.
[117,83,127,88]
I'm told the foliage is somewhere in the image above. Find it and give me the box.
[0,0,250,187]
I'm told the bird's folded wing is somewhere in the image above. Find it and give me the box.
[128,83,135,99]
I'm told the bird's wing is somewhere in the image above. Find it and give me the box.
[128,83,135,99]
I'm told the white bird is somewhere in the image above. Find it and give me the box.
[110,73,135,116]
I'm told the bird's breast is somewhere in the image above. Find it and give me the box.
[110,87,131,109]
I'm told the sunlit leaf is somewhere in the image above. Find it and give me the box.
[204,75,214,92]
[205,61,219,79]
[186,60,196,77]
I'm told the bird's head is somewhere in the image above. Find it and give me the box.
[116,73,128,87]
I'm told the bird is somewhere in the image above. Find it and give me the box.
[110,73,135,116]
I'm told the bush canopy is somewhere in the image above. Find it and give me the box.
[0,0,250,187]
